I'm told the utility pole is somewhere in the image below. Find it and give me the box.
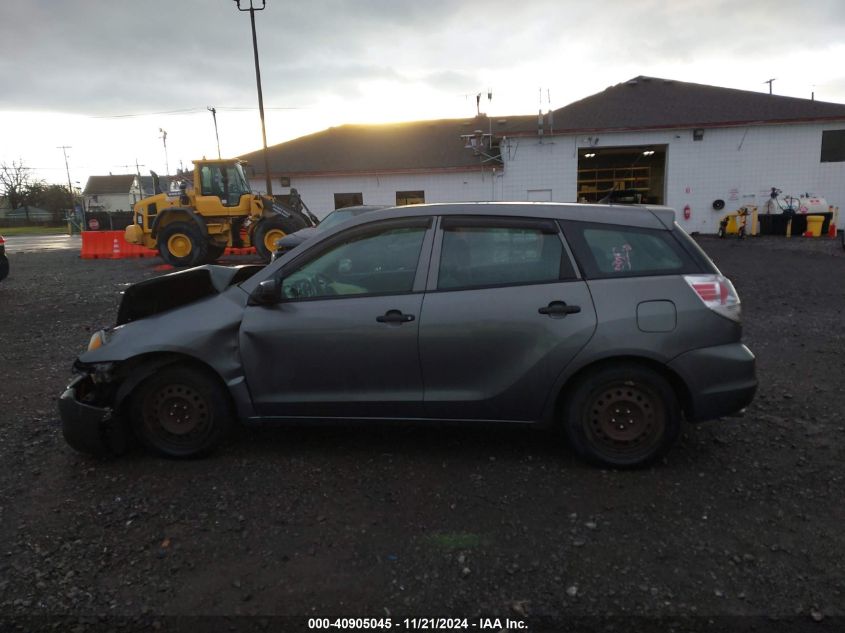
[764,78,776,95]
[159,128,170,175]
[233,0,273,196]
[208,106,222,158]
[118,161,146,202]
[57,145,74,212]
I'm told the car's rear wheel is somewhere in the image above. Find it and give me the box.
[130,365,232,458]
[563,363,680,468]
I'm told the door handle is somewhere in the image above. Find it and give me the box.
[376,309,415,324]
[538,301,581,317]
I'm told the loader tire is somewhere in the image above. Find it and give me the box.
[253,215,306,262]
[204,243,227,264]
[159,222,207,268]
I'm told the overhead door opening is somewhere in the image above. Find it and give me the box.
[577,145,666,204]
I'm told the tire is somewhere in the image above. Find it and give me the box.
[0,255,8,282]
[204,242,227,264]
[158,222,208,267]
[253,214,308,262]
[130,365,233,458]
[562,363,681,468]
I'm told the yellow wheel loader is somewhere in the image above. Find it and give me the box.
[124,159,316,267]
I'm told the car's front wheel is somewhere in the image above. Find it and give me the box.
[562,363,681,468]
[130,365,232,458]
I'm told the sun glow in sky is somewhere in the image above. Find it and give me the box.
[1,1,844,189]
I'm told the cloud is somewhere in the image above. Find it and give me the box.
[0,0,844,117]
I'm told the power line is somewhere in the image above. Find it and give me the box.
[90,105,303,119]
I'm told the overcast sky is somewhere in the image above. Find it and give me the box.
[1,0,844,189]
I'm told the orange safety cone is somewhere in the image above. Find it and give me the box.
[111,237,121,259]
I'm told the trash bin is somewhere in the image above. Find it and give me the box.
[805,215,824,237]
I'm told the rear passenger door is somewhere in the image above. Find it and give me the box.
[418,216,597,422]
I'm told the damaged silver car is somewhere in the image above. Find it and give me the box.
[59,202,756,467]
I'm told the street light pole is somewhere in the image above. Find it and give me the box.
[208,106,222,159]
[159,128,170,175]
[233,0,273,196]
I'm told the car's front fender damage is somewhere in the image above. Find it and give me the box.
[59,365,128,457]
[59,269,258,457]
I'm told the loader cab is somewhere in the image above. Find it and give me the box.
[197,161,252,208]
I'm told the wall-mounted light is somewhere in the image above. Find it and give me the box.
[642,150,655,156]
[584,152,596,158]
[693,128,704,141]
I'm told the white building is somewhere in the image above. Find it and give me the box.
[82,174,144,215]
[241,76,845,233]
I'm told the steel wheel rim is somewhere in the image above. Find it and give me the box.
[167,234,192,258]
[263,228,285,252]
[583,380,666,460]
[142,383,212,450]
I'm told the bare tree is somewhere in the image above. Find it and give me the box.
[0,159,44,211]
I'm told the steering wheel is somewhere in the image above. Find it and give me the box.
[289,277,316,298]
[312,273,335,296]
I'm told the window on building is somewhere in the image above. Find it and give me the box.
[334,192,363,209]
[396,190,425,205]
[821,130,845,162]
[527,189,552,202]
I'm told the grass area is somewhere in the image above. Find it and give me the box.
[0,225,70,236]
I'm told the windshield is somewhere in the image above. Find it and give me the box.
[228,163,251,195]
[317,209,359,231]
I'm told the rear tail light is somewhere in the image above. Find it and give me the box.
[684,274,741,322]
[0,236,5,244]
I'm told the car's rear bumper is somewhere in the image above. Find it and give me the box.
[668,343,757,422]
[58,375,128,456]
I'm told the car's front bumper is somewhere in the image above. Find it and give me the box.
[668,343,757,422]
[58,375,129,456]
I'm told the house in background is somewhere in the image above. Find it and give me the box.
[241,76,845,233]
[82,174,143,216]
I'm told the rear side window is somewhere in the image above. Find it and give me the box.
[438,216,574,290]
[562,221,697,279]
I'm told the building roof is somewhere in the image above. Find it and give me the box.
[542,76,845,134]
[83,174,137,195]
[239,115,536,178]
[241,76,845,177]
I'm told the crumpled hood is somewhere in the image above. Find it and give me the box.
[116,264,263,325]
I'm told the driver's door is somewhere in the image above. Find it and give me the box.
[239,217,433,419]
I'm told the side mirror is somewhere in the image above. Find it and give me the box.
[248,279,282,306]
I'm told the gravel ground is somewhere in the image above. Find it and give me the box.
[0,236,844,632]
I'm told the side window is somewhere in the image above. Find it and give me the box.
[437,218,572,290]
[564,222,693,278]
[200,166,213,195]
[281,225,426,300]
